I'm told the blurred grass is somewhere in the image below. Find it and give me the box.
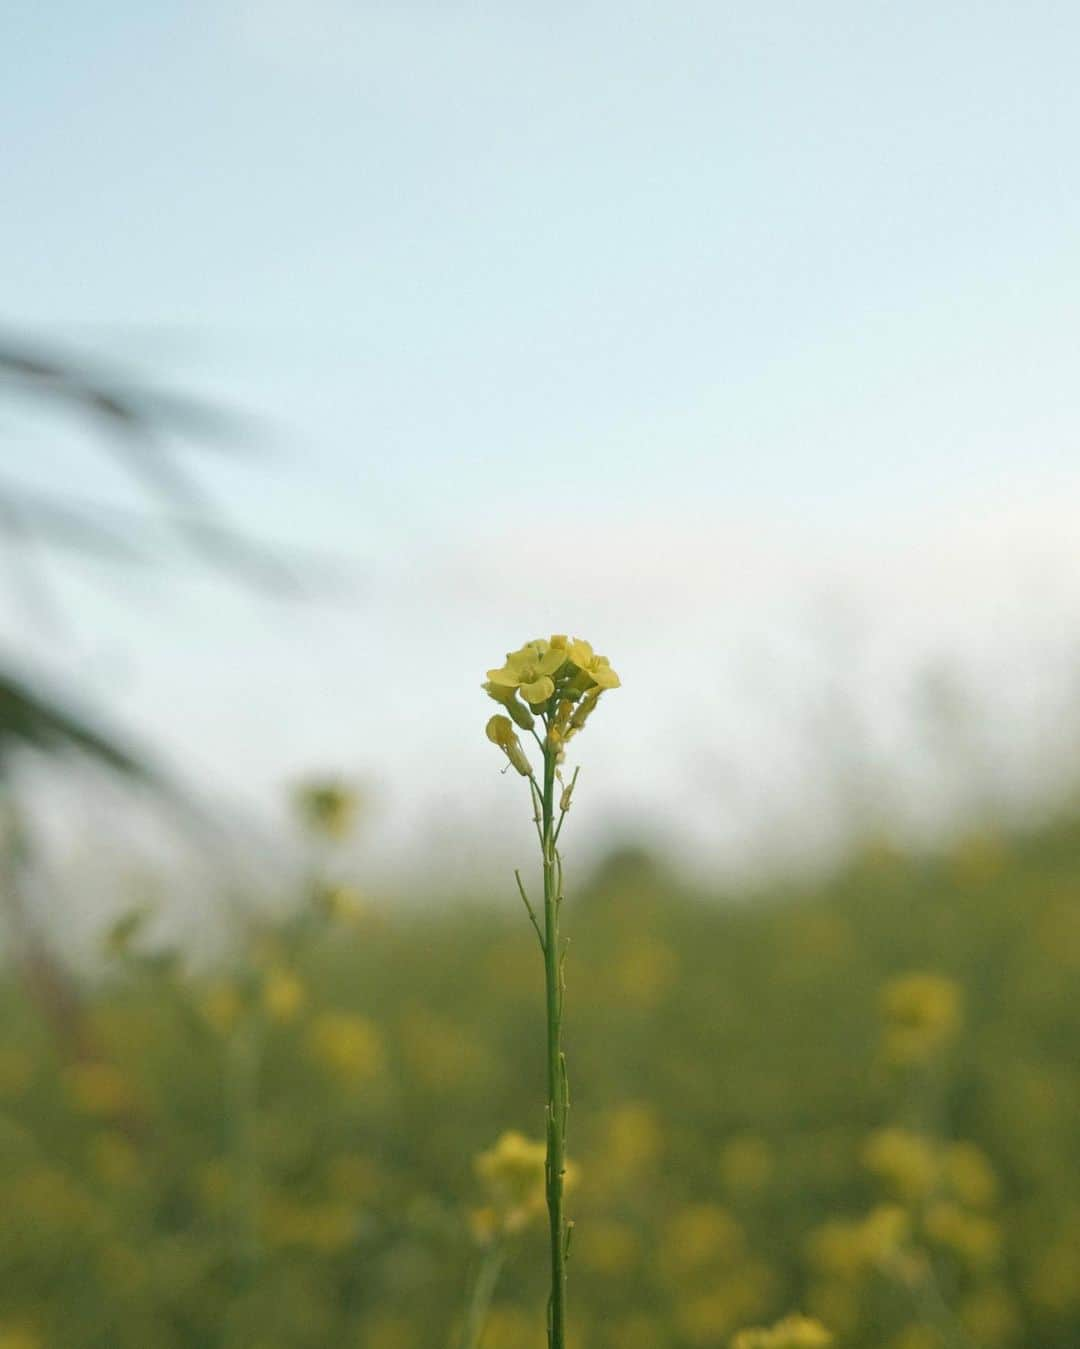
[1,811,1079,1349]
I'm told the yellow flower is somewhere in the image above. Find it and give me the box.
[484,635,619,757]
[731,1314,833,1349]
[486,714,531,776]
[487,638,569,705]
[566,639,621,691]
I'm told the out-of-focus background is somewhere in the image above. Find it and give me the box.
[2,4,1080,1346]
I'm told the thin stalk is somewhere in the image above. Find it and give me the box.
[226,1010,262,1282]
[541,741,568,1349]
[457,1241,506,1349]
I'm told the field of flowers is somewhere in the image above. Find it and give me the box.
[1,800,1079,1349]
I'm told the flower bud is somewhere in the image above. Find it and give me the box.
[486,715,532,777]
[482,681,535,730]
[569,688,601,731]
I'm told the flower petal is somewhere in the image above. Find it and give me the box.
[483,680,515,704]
[486,665,522,688]
[591,661,620,690]
[519,675,554,704]
[567,639,594,669]
[535,645,568,678]
[486,715,514,746]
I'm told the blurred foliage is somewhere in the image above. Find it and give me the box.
[0,331,312,794]
[1,798,1079,1349]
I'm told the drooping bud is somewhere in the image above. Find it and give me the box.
[486,715,532,776]
[483,681,535,731]
[569,688,601,731]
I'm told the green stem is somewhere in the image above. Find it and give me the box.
[226,1010,262,1283]
[541,742,568,1349]
[457,1242,506,1349]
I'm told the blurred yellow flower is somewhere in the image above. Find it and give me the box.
[806,1206,910,1281]
[263,967,306,1023]
[879,972,963,1065]
[862,1128,938,1201]
[731,1314,832,1349]
[923,1202,1001,1269]
[308,1013,385,1083]
[473,1130,566,1237]
[293,779,360,839]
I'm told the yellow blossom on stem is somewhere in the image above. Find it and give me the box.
[486,639,569,706]
[566,639,621,691]
[477,633,619,1349]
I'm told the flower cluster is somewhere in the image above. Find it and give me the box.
[731,1314,833,1349]
[470,1130,579,1242]
[483,635,620,773]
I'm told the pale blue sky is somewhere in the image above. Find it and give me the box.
[4,1,1080,876]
